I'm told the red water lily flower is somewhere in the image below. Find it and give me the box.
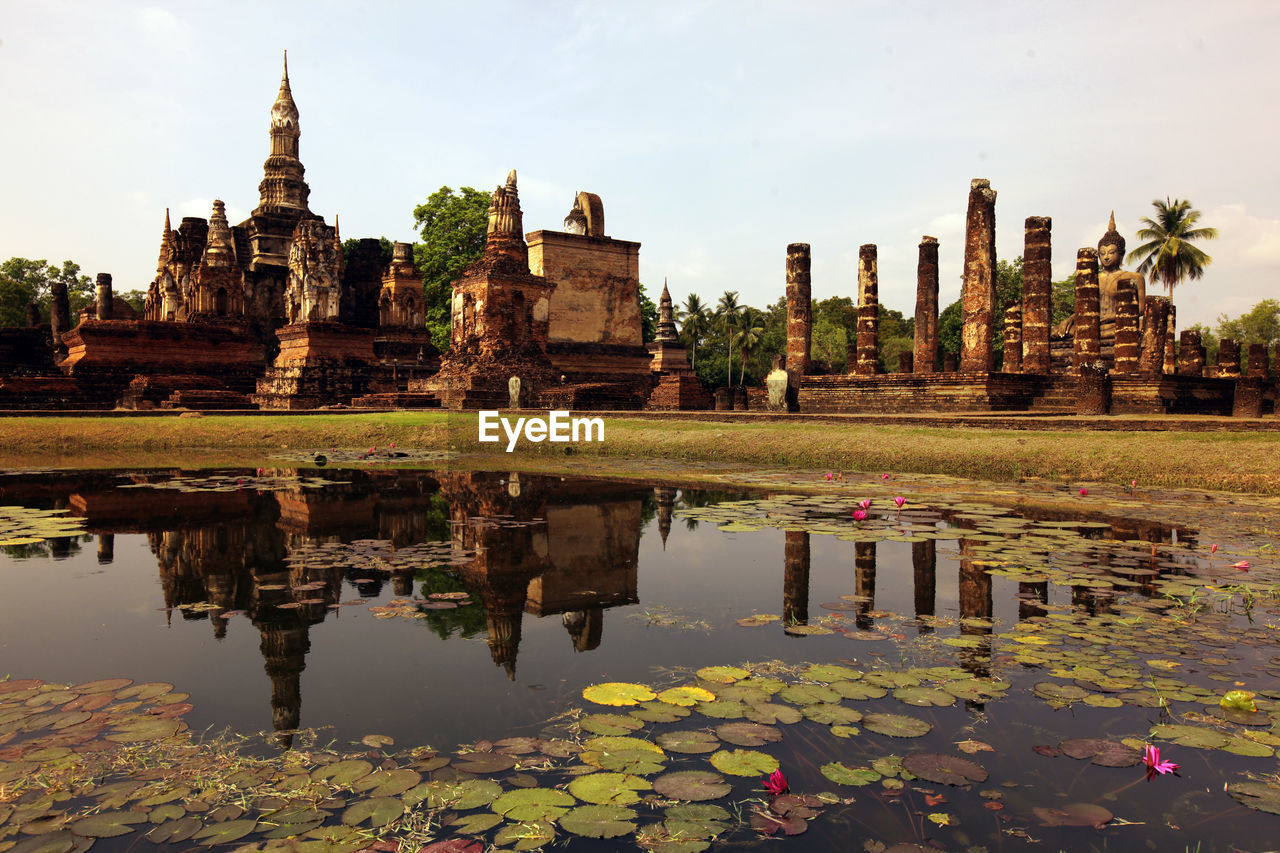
[763,769,789,796]
[1143,744,1179,781]
[852,509,868,522]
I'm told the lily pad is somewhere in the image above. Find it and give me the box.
[1032,802,1114,828]
[696,666,748,684]
[862,713,932,738]
[708,749,778,776]
[714,722,782,747]
[568,772,651,805]
[656,730,720,754]
[491,788,576,822]
[69,811,148,838]
[559,804,637,838]
[657,686,716,706]
[192,819,259,845]
[341,797,403,827]
[820,762,880,786]
[893,686,956,707]
[901,753,988,786]
[1227,780,1280,814]
[583,682,657,707]
[492,819,555,851]
[652,771,733,802]
[580,713,645,736]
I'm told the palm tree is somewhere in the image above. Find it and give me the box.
[716,291,742,387]
[678,293,710,371]
[1127,198,1219,296]
[733,309,765,385]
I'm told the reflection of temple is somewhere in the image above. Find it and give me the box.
[439,471,643,677]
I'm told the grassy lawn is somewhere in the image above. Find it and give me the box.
[1,410,1278,493]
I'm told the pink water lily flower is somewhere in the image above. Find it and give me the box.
[852,509,868,522]
[893,497,906,509]
[1232,560,1251,571]
[763,769,789,796]
[824,472,833,481]
[1143,744,1179,781]
[881,473,891,480]
[858,499,872,511]
[1079,488,1088,496]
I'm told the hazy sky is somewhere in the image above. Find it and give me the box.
[3,1,1277,330]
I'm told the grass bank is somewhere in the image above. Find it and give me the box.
[0,411,1278,494]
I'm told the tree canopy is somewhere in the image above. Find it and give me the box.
[413,186,491,349]
[1127,198,1218,296]
[0,258,93,326]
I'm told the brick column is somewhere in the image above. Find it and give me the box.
[785,243,811,410]
[960,179,997,372]
[1072,249,1100,373]
[50,281,70,361]
[1001,305,1022,373]
[855,244,879,375]
[898,352,914,373]
[1217,339,1241,377]
[1233,377,1264,418]
[1163,305,1177,375]
[1022,216,1052,374]
[1113,280,1140,375]
[95,273,113,321]
[1247,343,1269,379]
[1076,362,1111,415]
[1176,329,1205,376]
[913,236,939,373]
[1138,296,1170,377]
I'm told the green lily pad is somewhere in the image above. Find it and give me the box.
[145,817,202,843]
[656,730,720,754]
[450,812,503,834]
[802,703,863,725]
[744,703,804,725]
[831,681,888,701]
[580,713,645,736]
[652,771,733,802]
[1033,802,1113,828]
[8,831,94,853]
[422,779,503,810]
[583,682,657,706]
[492,788,576,821]
[1150,724,1231,750]
[311,758,374,787]
[893,686,956,707]
[341,796,403,827]
[694,700,747,720]
[568,772,651,805]
[777,684,840,706]
[69,810,148,838]
[492,819,556,850]
[696,666,748,684]
[192,819,259,845]
[353,768,421,797]
[708,749,778,776]
[559,804,637,838]
[801,664,862,682]
[657,687,716,706]
[1228,780,1280,814]
[714,722,782,747]
[820,762,880,786]
[862,713,932,738]
[631,701,692,723]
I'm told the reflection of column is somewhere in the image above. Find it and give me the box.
[783,531,810,629]
[1018,582,1048,621]
[911,540,935,635]
[259,621,309,750]
[655,487,676,550]
[854,542,876,631]
[563,608,603,652]
[958,537,992,679]
[392,572,413,596]
[96,533,114,565]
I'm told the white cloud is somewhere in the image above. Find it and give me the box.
[136,7,187,43]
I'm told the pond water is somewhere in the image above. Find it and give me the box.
[2,463,1280,852]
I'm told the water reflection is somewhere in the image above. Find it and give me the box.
[0,467,1199,751]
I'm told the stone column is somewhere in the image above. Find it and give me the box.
[50,280,71,360]
[1113,281,1140,375]
[960,179,997,372]
[713,388,732,410]
[1247,343,1269,379]
[1076,363,1111,415]
[25,303,40,328]
[1218,339,1242,377]
[1138,296,1170,377]
[1072,249,1101,373]
[95,273,113,321]
[785,243,811,410]
[1176,329,1205,376]
[943,352,958,372]
[913,236,939,373]
[1163,305,1177,375]
[1234,377,1265,418]
[1021,217,1052,374]
[898,352,913,374]
[1001,305,1022,373]
[855,244,879,376]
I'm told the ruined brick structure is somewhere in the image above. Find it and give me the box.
[1021,217,1052,374]
[785,243,812,408]
[646,280,711,410]
[913,237,939,373]
[1072,248,1101,373]
[854,244,879,376]
[960,179,997,372]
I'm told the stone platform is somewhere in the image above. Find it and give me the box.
[254,322,393,410]
[646,374,713,411]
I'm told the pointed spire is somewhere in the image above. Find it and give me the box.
[164,207,171,233]
[270,50,299,131]
[655,277,678,344]
[156,207,174,273]
[1108,210,1116,232]
[203,200,236,268]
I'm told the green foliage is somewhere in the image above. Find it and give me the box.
[677,293,711,372]
[1216,299,1280,349]
[937,299,961,360]
[877,304,914,373]
[0,257,93,326]
[412,186,491,350]
[1052,273,1076,327]
[811,317,848,373]
[118,290,147,314]
[638,283,658,344]
[341,237,394,268]
[1127,198,1219,295]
